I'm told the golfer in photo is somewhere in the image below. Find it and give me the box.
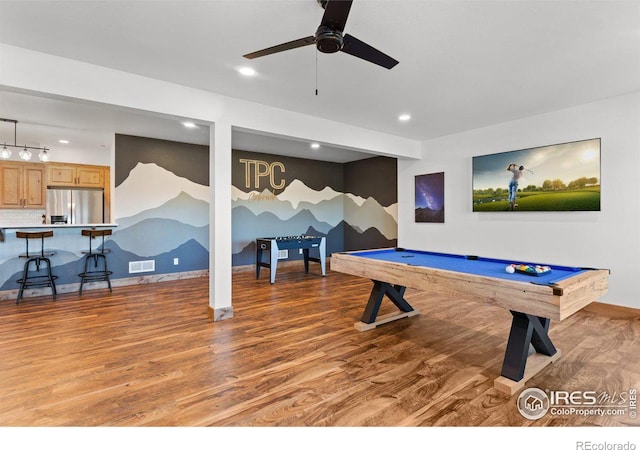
[507,163,524,210]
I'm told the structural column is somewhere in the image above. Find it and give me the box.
[208,121,233,321]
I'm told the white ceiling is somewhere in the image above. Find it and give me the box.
[0,0,639,162]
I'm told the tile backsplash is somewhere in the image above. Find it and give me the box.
[0,209,46,225]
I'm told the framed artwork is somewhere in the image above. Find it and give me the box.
[415,172,444,223]
[472,138,601,212]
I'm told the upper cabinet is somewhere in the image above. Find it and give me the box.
[0,161,46,209]
[47,163,105,188]
[46,162,111,222]
[0,161,110,220]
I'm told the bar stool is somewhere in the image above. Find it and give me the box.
[16,230,58,304]
[78,229,113,295]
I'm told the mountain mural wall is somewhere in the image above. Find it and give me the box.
[232,150,397,266]
[111,135,210,279]
[0,136,398,296]
[113,140,397,279]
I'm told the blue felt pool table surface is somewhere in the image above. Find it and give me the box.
[350,248,587,286]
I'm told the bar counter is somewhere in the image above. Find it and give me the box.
[0,223,118,300]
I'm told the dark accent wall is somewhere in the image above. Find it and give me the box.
[115,134,210,187]
[344,156,397,207]
[343,156,398,251]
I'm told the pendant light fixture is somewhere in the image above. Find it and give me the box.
[0,118,50,161]
[0,144,11,159]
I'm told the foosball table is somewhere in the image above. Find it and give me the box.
[255,235,326,284]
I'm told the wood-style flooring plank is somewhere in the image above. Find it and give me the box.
[0,266,638,426]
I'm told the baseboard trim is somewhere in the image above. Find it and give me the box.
[233,257,332,274]
[0,269,209,301]
[4,274,637,323]
[584,301,640,319]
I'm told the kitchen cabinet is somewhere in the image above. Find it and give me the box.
[47,163,105,188]
[46,163,111,223]
[0,161,46,209]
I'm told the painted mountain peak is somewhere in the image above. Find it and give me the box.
[117,191,209,231]
[115,162,209,220]
[110,216,209,257]
[278,179,342,209]
[232,206,334,254]
[343,195,397,240]
[232,179,342,208]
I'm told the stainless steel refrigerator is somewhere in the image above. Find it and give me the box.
[46,188,105,224]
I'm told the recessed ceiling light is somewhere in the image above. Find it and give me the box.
[58,139,70,144]
[238,67,257,77]
[398,114,411,122]
[182,122,197,129]
[310,142,320,149]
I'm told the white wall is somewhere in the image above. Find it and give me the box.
[399,91,640,309]
[47,144,112,166]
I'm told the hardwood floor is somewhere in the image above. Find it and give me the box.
[0,266,638,427]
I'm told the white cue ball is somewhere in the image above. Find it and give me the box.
[505,265,515,274]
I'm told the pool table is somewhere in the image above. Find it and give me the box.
[330,248,609,394]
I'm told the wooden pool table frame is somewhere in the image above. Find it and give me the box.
[331,248,609,395]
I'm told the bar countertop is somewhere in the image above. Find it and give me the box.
[0,224,118,241]
[0,223,118,230]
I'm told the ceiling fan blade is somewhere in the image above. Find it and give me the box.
[243,36,316,59]
[320,0,353,32]
[341,34,399,69]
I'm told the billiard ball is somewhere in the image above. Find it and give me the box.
[505,265,515,274]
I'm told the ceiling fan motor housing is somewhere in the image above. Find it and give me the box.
[315,26,343,53]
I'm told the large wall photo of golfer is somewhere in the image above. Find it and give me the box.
[472,138,601,212]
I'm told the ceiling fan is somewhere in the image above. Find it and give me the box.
[243,0,399,69]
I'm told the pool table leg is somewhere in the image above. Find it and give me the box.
[355,280,419,331]
[494,311,561,395]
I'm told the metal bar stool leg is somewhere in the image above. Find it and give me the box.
[103,254,112,292]
[15,231,57,304]
[79,229,113,296]
[43,257,57,300]
[16,258,32,304]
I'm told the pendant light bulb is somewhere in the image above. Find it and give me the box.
[19,146,32,161]
[0,145,11,159]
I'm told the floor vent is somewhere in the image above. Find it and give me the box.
[278,250,288,260]
[129,260,155,274]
